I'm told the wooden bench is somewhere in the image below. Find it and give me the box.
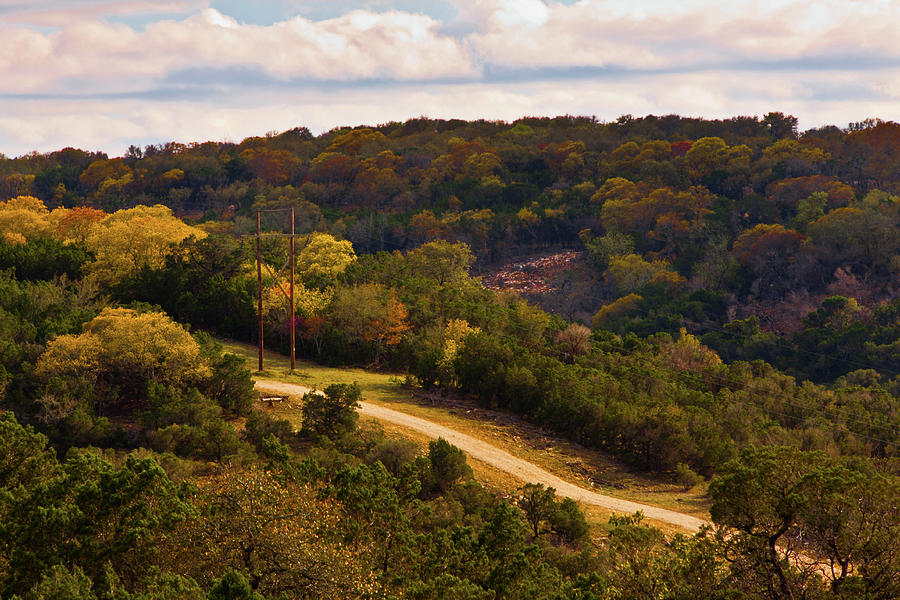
[259,393,288,407]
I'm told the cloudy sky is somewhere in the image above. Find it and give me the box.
[2,0,899,157]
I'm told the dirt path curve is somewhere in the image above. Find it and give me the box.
[255,379,708,533]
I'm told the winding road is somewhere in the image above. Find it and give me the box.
[255,378,709,533]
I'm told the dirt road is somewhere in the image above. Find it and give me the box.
[255,378,708,533]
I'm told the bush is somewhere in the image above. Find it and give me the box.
[243,410,296,451]
[674,462,704,490]
[549,497,590,545]
[368,437,419,476]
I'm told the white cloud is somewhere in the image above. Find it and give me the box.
[467,0,900,70]
[0,7,476,94]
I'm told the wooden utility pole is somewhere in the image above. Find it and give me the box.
[289,207,296,371]
[256,210,264,372]
[253,208,299,373]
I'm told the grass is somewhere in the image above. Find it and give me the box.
[220,338,712,534]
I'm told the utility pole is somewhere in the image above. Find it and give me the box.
[256,210,264,372]
[253,208,299,373]
[289,206,296,371]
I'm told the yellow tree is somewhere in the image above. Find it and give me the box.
[604,254,685,294]
[599,185,713,242]
[326,128,388,155]
[658,328,723,372]
[296,232,356,283]
[761,139,829,165]
[84,204,206,286]
[36,308,211,413]
[263,279,333,320]
[79,158,136,207]
[437,319,481,384]
[683,137,751,180]
[0,195,53,242]
[405,240,474,287]
[592,293,642,328]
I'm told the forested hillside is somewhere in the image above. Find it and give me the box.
[1,113,899,599]
[3,113,899,380]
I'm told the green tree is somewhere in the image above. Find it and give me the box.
[333,462,413,578]
[425,437,473,494]
[517,483,557,538]
[208,570,265,600]
[300,383,361,441]
[604,254,685,294]
[549,498,589,545]
[709,447,828,600]
[25,564,97,600]
[405,240,474,287]
[0,423,191,597]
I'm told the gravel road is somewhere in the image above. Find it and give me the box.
[255,378,708,533]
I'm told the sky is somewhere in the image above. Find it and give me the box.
[2,0,899,157]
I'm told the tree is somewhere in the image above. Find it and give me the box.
[296,232,356,283]
[0,236,92,281]
[405,240,474,287]
[657,328,722,372]
[762,111,799,138]
[709,447,827,600]
[0,435,191,597]
[580,229,635,271]
[372,292,411,346]
[0,412,60,513]
[326,284,411,354]
[597,183,714,257]
[424,437,473,494]
[549,497,589,545]
[555,323,592,362]
[807,197,900,276]
[766,175,854,221]
[209,570,265,600]
[332,462,413,577]
[24,565,98,600]
[592,293,642,328]
[239,148,299,185]
[53,206,106,243]
[732,224,807,299]
[604,254,685,294]
[715,447,900,597]
[166,467,377,599]
[300,383,361,441]
[684,137,751,180]
[517,483,557,538]
[0,195,53,242]
[83,205,206,286]
[36,307,211,415]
